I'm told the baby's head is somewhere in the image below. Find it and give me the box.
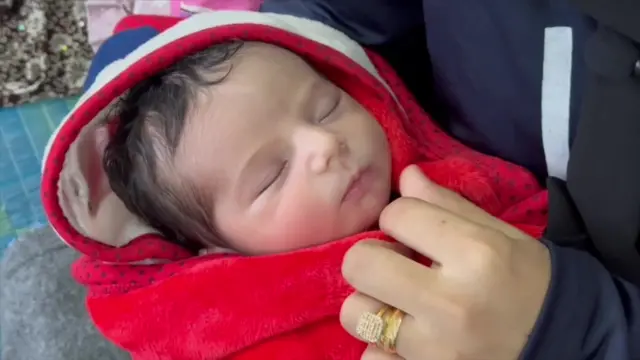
[104,41,392,255]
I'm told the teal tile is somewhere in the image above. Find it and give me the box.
[0,234,14,252]
[44,100,73,125]
[0,208,12,238]
[17,104,55,161]
[0,97,73,258]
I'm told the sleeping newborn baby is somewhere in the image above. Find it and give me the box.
[45,13,549,360]
[104,41,393,255]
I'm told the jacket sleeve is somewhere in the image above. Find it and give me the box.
[259,0,424,46]
[522,240,640,359]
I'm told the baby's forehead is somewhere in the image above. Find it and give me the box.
[227,42,320,81]
[174,42,329,166]
[185,43,324,120]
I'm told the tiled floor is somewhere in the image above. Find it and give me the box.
[0,97,78,254]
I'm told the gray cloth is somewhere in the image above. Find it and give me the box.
[0,226,129,360]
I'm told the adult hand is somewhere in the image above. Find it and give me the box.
[339,165,552,360]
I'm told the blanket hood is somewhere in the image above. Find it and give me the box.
[41,11,436,262]
[38,13,549,359]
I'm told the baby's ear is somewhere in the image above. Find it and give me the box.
[58,122,158,247]
[79,125,110,215]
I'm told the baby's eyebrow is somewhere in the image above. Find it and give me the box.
[300,76,329,109]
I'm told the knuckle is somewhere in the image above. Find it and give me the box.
[457,305,481,337]
[338,294,356,329]
[462,232,502,272]
[341,240,378,284]
[414,285,436,312]
[434,343,467,360]
[379,197,420,227]
[415,180,443,203]
[447,300,471,331]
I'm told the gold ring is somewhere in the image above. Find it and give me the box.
[355,305,406,354]
[355,306,390,343]
[378,307,405,354]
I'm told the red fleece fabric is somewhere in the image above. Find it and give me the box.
[114,15,181,34]
[51,15,548,360]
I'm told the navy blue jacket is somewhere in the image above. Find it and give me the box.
[260,0,640,359]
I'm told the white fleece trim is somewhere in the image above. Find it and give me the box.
[541,27,573,180]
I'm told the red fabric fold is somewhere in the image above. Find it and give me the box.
[80,158,547,360]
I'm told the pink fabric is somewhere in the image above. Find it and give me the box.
[85,0,172,51]
[85,1,262,51]
[170,0,262,17]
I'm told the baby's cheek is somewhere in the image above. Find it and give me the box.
[270,191,339,247]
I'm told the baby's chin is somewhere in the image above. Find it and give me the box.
[225,217,381,257]
[323,201,386,244]
[343,187,390,231]
[281,196,388,252]
[337,213,381,238]
[212,192,390,256]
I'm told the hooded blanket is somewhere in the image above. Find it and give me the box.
[40,12,549,360]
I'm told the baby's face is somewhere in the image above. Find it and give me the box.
[176,43,391,255]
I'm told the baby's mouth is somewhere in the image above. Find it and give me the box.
[341,167,372,204]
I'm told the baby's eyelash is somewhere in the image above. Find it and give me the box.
[318,94,341,123]
[257,161,288,196]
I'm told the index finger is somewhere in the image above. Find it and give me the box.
[399,165,531,241]
[342,239,440,316]
[379,197,500,266]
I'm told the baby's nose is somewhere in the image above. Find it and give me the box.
[296,127,346,173]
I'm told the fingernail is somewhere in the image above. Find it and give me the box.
[404,164,430,183]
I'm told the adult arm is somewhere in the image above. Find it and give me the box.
[260,0,423,46]
[523,240,640,359]
[532,1,640,358]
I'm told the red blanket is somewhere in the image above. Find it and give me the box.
[75,161,546,360]
[63,15,548,360]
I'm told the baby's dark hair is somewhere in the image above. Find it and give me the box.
[103,41,244,250]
